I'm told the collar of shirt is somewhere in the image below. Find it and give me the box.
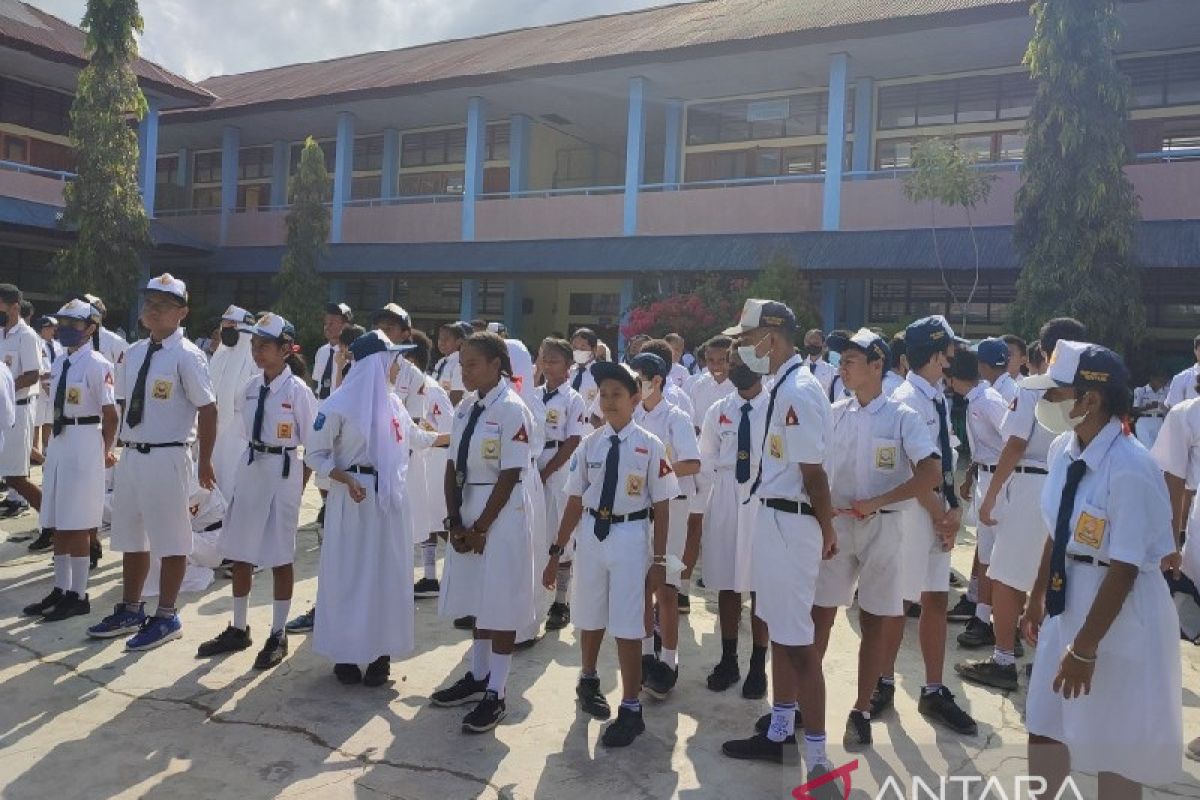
[965,382,989,403]
[261,365,293,395]
[848,392,889,415]
[477,377,510,410]
[776,353,803,378]
[1,319,31,340]
[906,371,943,401]
[602,421,636,443]
[150,327,185,352]
[994,373,1015,390]
[1067,419,1124,469]
[637,398,668,421]
[64,341,95,360]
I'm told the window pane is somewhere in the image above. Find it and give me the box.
[446,128,467,164]
[878,85,918,129]
[747,97,788,140]
[401,134,424,167]
[876,139,915,169]
[998,132,1027,161]
[687,107,720,145]
[782,145,818,174]
[4,136,27,163]
[955,134,994,163]
[752,148,781,177]
[488,124,510,161]
[999,72,1036,119]
[351,175,378,198]
[1167,53,1200,106]
[780,93,819,137]
[718,101,750,142]
[957,76,999,123]
[917,81,955,126]
[424,131,447,165]
[1125,57,1166,108]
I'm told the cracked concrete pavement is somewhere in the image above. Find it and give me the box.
[0,484,1198,799]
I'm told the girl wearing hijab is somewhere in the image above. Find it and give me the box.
[208,305,258,496]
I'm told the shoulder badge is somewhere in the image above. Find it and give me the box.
[658,458,673,478]
[313,412,326,431]
[785,406,799,426]
[512,424,529,443]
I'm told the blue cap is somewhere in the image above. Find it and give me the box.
[1021,341,1130,391]
[629,352,670,380]
[976,338,1010,368]
[348,330,415,362]
[827,327,890,364]
[723,298,799,336]
[904,315,955,353]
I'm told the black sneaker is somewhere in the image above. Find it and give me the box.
[576,676,611,719]
[905,601,922,619]
[917,686,978,735]
[947,595,976,622]
[754,709,803,735]
[869,679,896,716]
[285,607,315,634]
[196,625,252,657]
[432,671,489,707]
[41,591,89,622]
[545,602,571,630]
[741,669,768,699]
[23,587,64,616]
[843,709,872,750]
[453,615,476,631]
[413,577,440,598]
[600,705,645,748]
[722,732,798,764]
[640,654,657,686]
[90,539,102,569]
[462,690,506,733]
[27,529,52,552]
[644,660,678,700]
[514,633,543,651]
[253,630,288,670]
[955,658,1018,691]
[677,594,691,615]
[706,659,740,692]
[956,618,995,649]
[363,655,390,687]
[0,498,29,518]
[334,663,362,684]
[949,571,963,588]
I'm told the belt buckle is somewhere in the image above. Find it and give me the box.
[455,473,465,488]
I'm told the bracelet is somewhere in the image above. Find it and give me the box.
[1066,645,1097,665]
[652,555,667,565]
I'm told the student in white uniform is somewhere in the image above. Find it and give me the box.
[698,347,770,699]
[1002,334,1028,382]
[663,333,692,390]
[801,329,836,396]
[21,300,118,623]
[372,303,426,422]
[977,338,1018,404]
[813,329,941,749]
[687,335,737,428]
[1133,369,1168,448]
[719,300,840,791]
[409,333,456,599]
[432,332,537,733]
[1021,342,1182,798]
[541,361,678,747]
[198,314,317,670]
[312,303,352,403]
[569,327,601,410]
[0,284,45,523]
[79,294,129,373]
[434,320,471,406]
[971,318,1086,692]
[32,314,61,462]
[208,305,258,496]
[1165,333,1200,410]
[536,338,588,631]
[87,273,217,652]
[307,330,427,687]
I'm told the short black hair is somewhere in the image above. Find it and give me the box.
[1039,317,1087,359]
[324,303,353,322]
[1027,341,1046,368]
[406,329,432,372]
[946,350,981,382]
[705,335,733,350]
[539,337,573,363]
[19,299,32,319]
[907,344,947,372]
[469,319,488,332]
[571,327,598,348]
[0,284,20,305]
[641,339,675,369]
[338,324,365,347]
[1001,334,1027,356]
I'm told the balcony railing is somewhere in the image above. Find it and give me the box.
[478,185,624,200]
[842,161,1023,181]
[641,174,826,192]
[0,159,76,181]
[1136,148,1200,163]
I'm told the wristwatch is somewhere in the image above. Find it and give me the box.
[652,554,667,565]
[443,516,460,530]
[548,543,565,557]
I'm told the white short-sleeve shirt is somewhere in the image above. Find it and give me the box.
[541,382,589,444]
[826,392,937,511]
[999,386,1055,468]
[1165,364,1199,410]
[236,367,317,448]
[1151,397,1200,504]
[688,373,736,427]
[49,342,115,419]
[755,354,831,502]
[118,328,216,444]
[964,382,1008,467]
[434,351,465,394]
[991,372,1019,404]
[0,320,43,399]
[392,357,428,421]
[700,389,768,474]
[566,422,679,513]
[449,379,532,485]
[635,397,701,494]
[802,357,836,396]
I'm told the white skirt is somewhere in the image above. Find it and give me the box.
[211,420,247,498]
[664,496,690,588]
[987,472,1047,593]
[519,464,549,641]
[406,447,431,544]
[700,470,756,592]
[35,393,52,426]
[0,401,34,476]
[423,447,449,531]
[218,448,303,568]
[39,424,105,530]
[314,480,415,664]
[1026,562,1182,785]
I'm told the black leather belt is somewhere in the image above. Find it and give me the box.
[15,398,30,406]
[124,441,186,454]
[1069,554,1110,568]
[347,464,377,491]
[58,416,101,427]
[979,464,1048,475]
[248,441,297,478]
[203,520,223,532]
[587,507,650,524]
[544,440,561,450]
[762,498,816,516]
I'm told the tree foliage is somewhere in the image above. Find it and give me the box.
[52,0,150,300]
[274,137,330,351]
[1011,0,1143,350]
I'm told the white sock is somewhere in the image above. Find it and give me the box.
[641,636,656,656]
[661,647,678,669]
[767,702,797,743]
[421,541,437,579]
[804,733,828,769]
[487,651,512,699]
[975,602,992,623]
[680,578,691,595]
[967,576,979,603]
[232,595,249,630]
[69,556,89,595]
[52,554,70,591]
[271,599,291,634]
[992,647,1016,667]
[554,561,572,604]
[471,639,490,678]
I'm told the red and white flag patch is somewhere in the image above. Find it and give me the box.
[785,406,799,426]
[512,424,529,443]
[658,459,674,477]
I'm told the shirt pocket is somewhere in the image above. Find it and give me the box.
[64,381,88,411]
[871,437,901,472]
[1070,501,1108,554]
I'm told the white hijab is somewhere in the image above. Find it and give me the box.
[209,332,257,427]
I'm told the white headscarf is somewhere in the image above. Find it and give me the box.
[320,349,409,514]
[210,332,257,423]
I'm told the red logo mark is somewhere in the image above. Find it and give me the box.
[792,759,858,800]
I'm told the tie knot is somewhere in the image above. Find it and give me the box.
[148,341,163,352]
[1068,458,1087,480]
[609,434,620,446]
[741,402,752,413]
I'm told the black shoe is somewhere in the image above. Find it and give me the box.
[843,709,872,750]
[432,671,489,707]
[1014,634,1024,659]
[677,594,690,614]
[514,633,543,651]
[453,615,476,631]
[949,572,963,588]
[27,529,52,552]
[334,663,362,684]
[462,690,506,733]
[285,607,315,634]
[600,705,645,748]
[0,498,29,519]
[917,686,978,735]
[42,590,90,621]
[741,669,768,700]
[869,679,896,717]
[317,505,325,528]
[253,630,288,670]
[23,587,63,616]
[640,654,657,686]
[947,595,976,622]
[653,630,661,657]
[905,601,922,619]
[413,577,440,598]
[577,676,611,719]
[644,660,678,700]
[956,618,995,649]
[363,655,390,687]
[722,732,798,764]
[545,602,571,630]
[706,659,740,692]
[89,540,102,569]
[754,709,803,735]
[955,658,1018,691]
[196,625,252,657]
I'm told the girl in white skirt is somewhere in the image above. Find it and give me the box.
[197,314,316,670]
[1021,342,1182,797]
[432,331,537,733]
[21,299,117,622]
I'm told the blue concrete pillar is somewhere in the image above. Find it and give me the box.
[851,78,875,174]
[462,96,488,241]
[509,113,532,195]
[618,278,635,357]
[137,96,160,216]
[503,279,522,335]
[331,111,355,243]
[623,77,647,236]
[822,53,850,231]
[663,99,683,186]
[219,125,240,245]
[381,127,400,200]
[460,278,478,320]
[270,140,288,206]
[820,278,840,333]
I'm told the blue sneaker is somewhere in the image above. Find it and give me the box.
[125,614,182,652]
[87,603,146,639]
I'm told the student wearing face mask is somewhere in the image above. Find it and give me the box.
[208,306,258,497]
[801,329,835,396]
[568,328,601,409]
[1020,342,1181,799]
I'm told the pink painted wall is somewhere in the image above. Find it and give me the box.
[155,213,220,245]
[1129,160,1200,221]
[475,194,623,241]
[225,209,288,246]
[341,202,461,243]
[0,170,67,207]
[638,182,824,236]
[841,171,1022,231]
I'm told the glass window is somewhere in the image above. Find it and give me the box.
[236,183,270,210]
[351,175,379,198]
[3,135,27,163]
[782,145,819,174]
[156,155,179,185]
[1125,57,1167,108]
[878,84,918,129]
[487,124,510,161]
[784,93,820,136]
[1167,53,1200,106]
[999,72,1036,119]
[753,148,781,177]
[955,134,994,163]
[401,134,425,167]
[353,135,384,172]
[718,101,750,142]
[876,139,916,169]
[192,186,221,209]
[917,82,956,126]
[868,280,909,323]
[445,128,467,165]
[238,146,272,181]
[193,151,221,184]
[686,107,720,145]
[998,132,1027,161]
[957,76,1000,123]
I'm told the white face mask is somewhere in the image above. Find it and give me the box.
[572,349,592,366]
[737,333,772,375]
[1035,397,1083,434]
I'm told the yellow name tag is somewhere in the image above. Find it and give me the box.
[875,446,896,470]
[625,474,644,496]
[1074,512,1106,549]
[66,386,82,405]
[768,433,784,460]
[276,422,293,439]
[481,438,500,459]
[151,379,173,400]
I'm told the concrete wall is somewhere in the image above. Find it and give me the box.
[340,203,462,243]
[0,170,67,207]
[474,193,623,240]
[637,181,825,236]
[841,171,1022,231]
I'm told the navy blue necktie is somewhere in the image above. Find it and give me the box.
[455,402,485,488]
[593,434,621,541]
[933,397,959,509]
[248,384,269,465]
[572,366,584,392]
[125,341,162,429]
[749,362,801,497]
[543,387,559,405]
[435,358,448,381]
[1047,459,1088,617]
[51,358,70,437]
[318,350,333,400]
[736,401,752,484]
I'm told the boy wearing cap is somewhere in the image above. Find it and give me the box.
[542,360,677,747]
[87,274,217,652]
[0,284,45,522]
[371,304,426,423]
[434,321,471,405]
[812,328,941,749]
[977,338,1018,404]
[81,294,129,374]
[313,303,352,402]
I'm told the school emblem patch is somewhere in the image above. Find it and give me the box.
[1074,512,1106,548]
[66,386,81,405]
[276,422,293,439]
[482,438,500,459]
[546,408,560,425]
[768,434,784,460]
[626,474,644,496]
[313,412,326,431]
[512,424,529,443]
[785,407,799,426]
[658,459,673,478]
[151,379,172,400]
[875,446,896,470]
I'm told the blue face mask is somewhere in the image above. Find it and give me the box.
[56,326,88,349]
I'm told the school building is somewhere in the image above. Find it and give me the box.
[3,0,1200,352]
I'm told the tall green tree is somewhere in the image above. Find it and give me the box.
[52,0,149,299]
[1011,0,1143,349]
[274,137,330,350]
